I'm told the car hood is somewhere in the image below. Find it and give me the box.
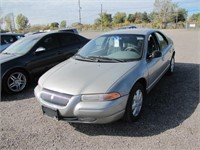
[39,58,139,95]
[0,53,21,64]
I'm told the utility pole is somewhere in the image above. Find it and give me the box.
[101,4,103,31]
[78,0,81,24]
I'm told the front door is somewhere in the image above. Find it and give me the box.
[146,33,163,89]
[27,34,62,78]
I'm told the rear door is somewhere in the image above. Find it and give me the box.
[58,33,85,59]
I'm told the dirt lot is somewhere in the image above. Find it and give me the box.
[0,29,199,150]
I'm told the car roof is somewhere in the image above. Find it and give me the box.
[21,31,79,41]
[103,29,157,36]
[0,33,24,36]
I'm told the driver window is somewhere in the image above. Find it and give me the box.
[147,34,158,56]
[155,32,168,50]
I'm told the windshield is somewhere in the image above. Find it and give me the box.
[2,37,40,55]
[75,34,144,62]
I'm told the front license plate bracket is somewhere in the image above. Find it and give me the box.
[42,106,61,120]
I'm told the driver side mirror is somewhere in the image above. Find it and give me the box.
[35,47,46,53]
[149,50,162,59]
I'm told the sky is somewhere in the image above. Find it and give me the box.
[1,0,200,26]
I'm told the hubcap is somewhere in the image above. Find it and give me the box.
[171,58,175,72]
[7,72,27,92]
[132,89,143,117]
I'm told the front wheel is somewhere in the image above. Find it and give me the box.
[3,69,29,94]
[123,82,145,122]
[167,56,175,75]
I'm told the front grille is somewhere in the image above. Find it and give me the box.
[41,88,72,106]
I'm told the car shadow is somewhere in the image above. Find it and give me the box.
[71,62,199,137]
[1,82,37,101]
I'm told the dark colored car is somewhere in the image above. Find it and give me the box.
[58,28,79,34]
[118,25,137,30]
[0,33,24,52]
[0,32,89,94]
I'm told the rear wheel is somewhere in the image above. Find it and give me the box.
[123,82,145,122]
[3,69,29,94]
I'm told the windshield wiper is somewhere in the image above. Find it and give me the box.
[87,56,125,62]
[74,54,94,62]
[74,53,85,59]
[2,52,12,55]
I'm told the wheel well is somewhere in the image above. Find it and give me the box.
[135,78,147,93]
[3,68,30,81]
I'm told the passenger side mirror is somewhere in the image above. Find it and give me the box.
[35,47,46,53]
[149,50,162,59]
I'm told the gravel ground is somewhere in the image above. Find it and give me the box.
[0,29,199,150]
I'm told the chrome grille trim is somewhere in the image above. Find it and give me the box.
[41,88,72,106]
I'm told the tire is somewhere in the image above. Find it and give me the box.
[167,56,175,75]
[123,82,145,122]
[3,69,29,94]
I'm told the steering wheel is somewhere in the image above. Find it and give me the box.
[124,47,140,54]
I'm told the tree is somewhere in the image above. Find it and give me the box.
[4,13,15,32]
[189,13,200,23]
[171,8,187,23]
[127,14,136,23]
[0,7,3,31]
[142,12,150,23]
[177,8,187,22]
[16,14,29,31]
[153,0,177,28]
[95,12,112,27]
[60,20,66,28]
[50,22,59,28]
[113,12,126,24]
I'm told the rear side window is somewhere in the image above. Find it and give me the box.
[39,35,60,50]
[1,35,17,45]
[59,33,80,47]
[155,32,168,49]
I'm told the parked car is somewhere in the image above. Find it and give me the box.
[58,28,79,34]
[0,33,24,52]
[35,29,175,124]
[1,32,89,93]
[118,25,137,30]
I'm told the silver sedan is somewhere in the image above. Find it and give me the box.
[34,29,175,124]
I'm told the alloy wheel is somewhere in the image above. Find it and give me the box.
[132,89,143,117]
[7,72,27,92]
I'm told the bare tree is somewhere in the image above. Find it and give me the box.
[153,0,177,28]
[0,7,4,31]
[4,13,15,32]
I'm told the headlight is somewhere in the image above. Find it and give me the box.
[81,92,121,102]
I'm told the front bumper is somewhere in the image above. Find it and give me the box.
[34,85,129,124]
